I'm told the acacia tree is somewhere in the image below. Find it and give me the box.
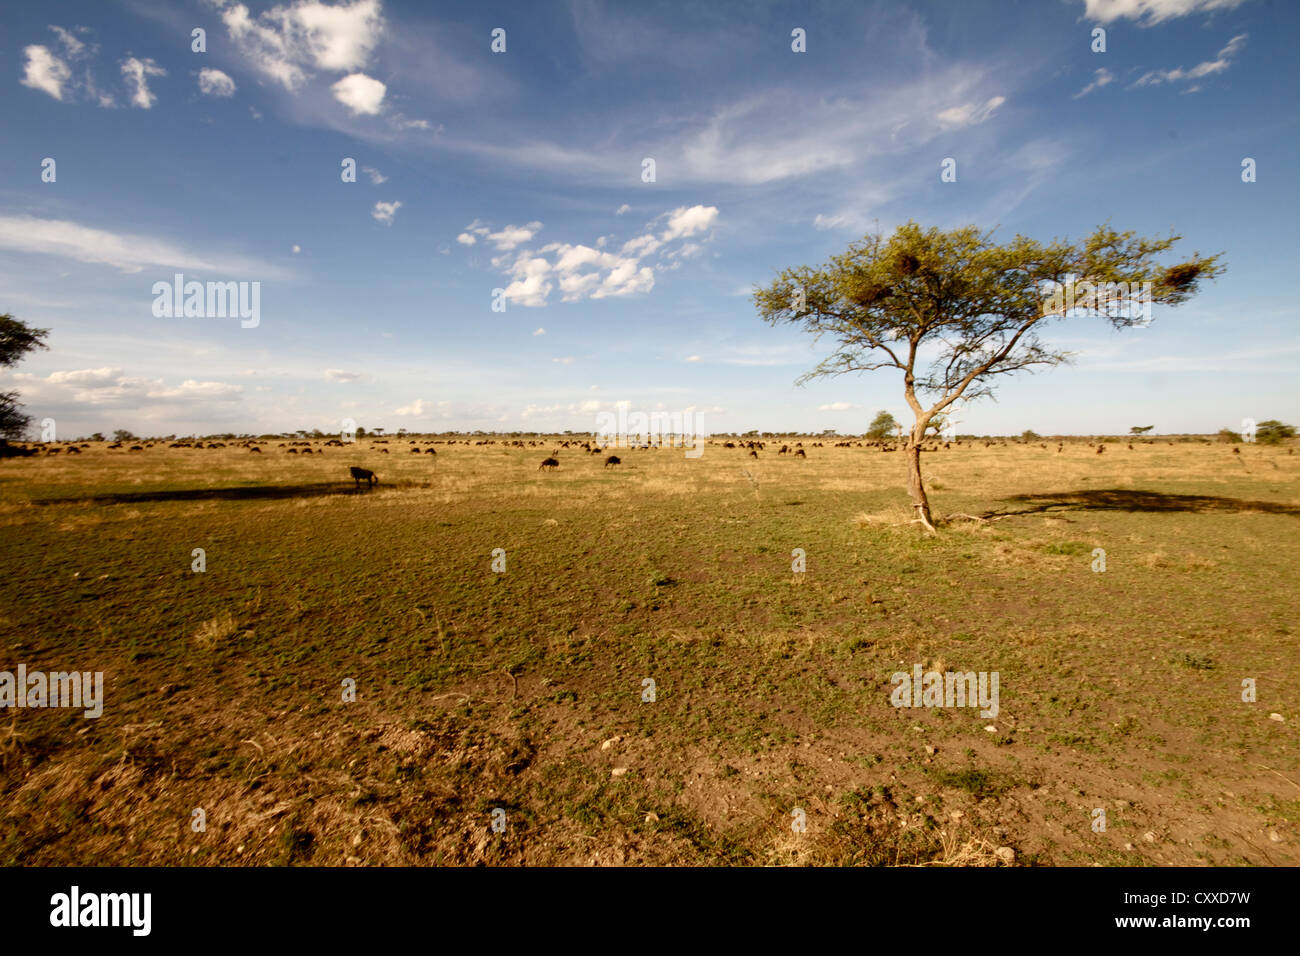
[755,221,1223,529]
[0,313,49,439]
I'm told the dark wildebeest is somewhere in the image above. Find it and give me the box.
[349,466,377,488]
[749,449,758,458]
[539,457,559,471]
[605,455,621,468]
[425,448,436,455]
[794,448,806,458]
[250,446,262,453]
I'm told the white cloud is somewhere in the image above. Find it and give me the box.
[331,72,386,114]
[371,200,402,225]
[0,214,291,277]
[198,67,236,97]
[49,26,86,59]
[1133,34,1247,87]
[552,356,575,365]
[324,369,360,382]
[500,255,553,307]
[660,204,719,241]
[121,57,166,109]
[214,0,383,90]
[533,327,546,336]
[818,401,860,411]
[394,398,431,416]
[813,213,851,230]
[21,368,242,406]
[615,204,630,215]
[936,95,1005,128]
[1073,67,1114,99]
[21,46,72,101]
[292,244,302,254]
[620,234,663,257]
[477,206,715,307]
[456,233,477,245]
[1081,0,1247,26]
[362,165,386,184]
[488,221,543,251]
[685,355,701,362]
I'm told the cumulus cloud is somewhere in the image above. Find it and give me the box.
[362,165,386,184]
[213,0,383,90]
[324,369,360,382]
[198,67,236,97]
[818,401,860,411]
[474,205,718,308]
[1133,34,1247,87]
[487,221,543,251]
[533,327,546,336]
[660,204,719,241]
[615,204,630,215]
[332,72,386,114]
[21,45,73,101]
[121,57,166,109]
[371,200,402,225]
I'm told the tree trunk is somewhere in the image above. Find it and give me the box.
[906,427,935,530]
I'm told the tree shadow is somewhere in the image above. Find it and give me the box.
[31,481,394,506]
[985,488,1300,519]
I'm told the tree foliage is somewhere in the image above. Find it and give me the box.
[0,313,49,439]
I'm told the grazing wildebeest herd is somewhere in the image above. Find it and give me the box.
[0,436,1285,500]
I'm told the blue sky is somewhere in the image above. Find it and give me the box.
[1,0,1295,438]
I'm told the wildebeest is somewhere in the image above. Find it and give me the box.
[1096,445,1104,454]
[250,446,262,453]
[349,466,377,488]
[605,455,621,468]
[794,448,806,458]
[749,449,758,458]
[129,446,144,452]
[425,448,436,455]
[539,457,559,471]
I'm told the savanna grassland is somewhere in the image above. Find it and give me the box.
[0,436,1297,866]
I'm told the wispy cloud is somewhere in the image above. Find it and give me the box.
[1073,67,1114,99]
[0,215,292,277]
[1133,34,1247,87]
[1081,0,1247,27]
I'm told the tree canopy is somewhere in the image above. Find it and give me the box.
[0,313,49,439]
